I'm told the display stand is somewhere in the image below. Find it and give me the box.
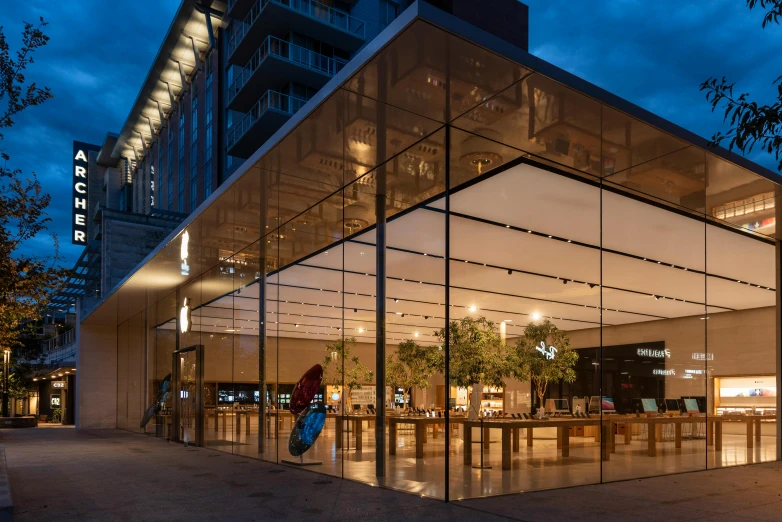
[282,455,323,466]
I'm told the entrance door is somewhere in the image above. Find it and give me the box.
[172,345,204,446]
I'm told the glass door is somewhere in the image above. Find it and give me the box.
[172,345,204,446]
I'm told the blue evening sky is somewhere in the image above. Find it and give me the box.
[1,0,780,267]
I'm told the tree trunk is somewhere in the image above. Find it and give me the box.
[469,384,482,420]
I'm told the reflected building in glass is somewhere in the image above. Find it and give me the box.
[77,0,782,502]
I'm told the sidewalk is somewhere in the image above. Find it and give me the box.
[2,428,781,521]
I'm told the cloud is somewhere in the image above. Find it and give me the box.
[0,0,179,266]
[3,0,781,269]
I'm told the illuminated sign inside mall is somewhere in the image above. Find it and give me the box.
[536,341,558,360]
[637,348,670,359]
[71,141,99,245]
[653,369,675,376]
[692,352,714,361]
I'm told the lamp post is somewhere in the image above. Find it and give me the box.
[2,348,10,417]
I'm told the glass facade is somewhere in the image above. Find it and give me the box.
[110,21,780,501]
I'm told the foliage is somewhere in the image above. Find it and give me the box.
[435,316,509,389]
[7,368,33,400]
[510,319,578,408]
[322,337,374,399]
[0,18,67,354]
[386,339,444,406]
[748,0,782,27]
[700,0,782,171]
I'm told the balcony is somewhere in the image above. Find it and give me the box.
[227,0,255,20]
[227,0,366,65]
[227,36,347,112]
[41,328,77,365]
[226,90,308,159]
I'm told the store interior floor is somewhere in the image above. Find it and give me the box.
[157,416,777,499]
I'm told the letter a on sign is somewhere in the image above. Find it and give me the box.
[74,150,88,162]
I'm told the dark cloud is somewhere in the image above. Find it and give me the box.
[1,0,179,266]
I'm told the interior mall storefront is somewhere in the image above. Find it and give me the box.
[84,11,781,502]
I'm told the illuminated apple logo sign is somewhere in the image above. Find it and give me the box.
[536,341,558,360]
[180,297,190,334]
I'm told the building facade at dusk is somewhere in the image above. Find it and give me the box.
[71,0,781,504]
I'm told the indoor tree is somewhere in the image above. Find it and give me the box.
[322,337,374,411]
[435,316,509,419]
[510,319,578,416]
[386,339,444,409]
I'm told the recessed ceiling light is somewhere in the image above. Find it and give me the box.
[530,312,541,321]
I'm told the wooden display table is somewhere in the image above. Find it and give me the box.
[608,415,706,457]
[388,415,465,458]
[708,413,776,450]
[335,414,376,451]
[462,418,602,470]
[208,408,253,436]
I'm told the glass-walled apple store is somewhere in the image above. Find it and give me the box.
[112,20,779,502]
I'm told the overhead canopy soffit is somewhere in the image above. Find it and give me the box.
[112,0,226,161]
[85,11,781,327]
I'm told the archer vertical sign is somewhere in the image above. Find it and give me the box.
[72,141,99,245]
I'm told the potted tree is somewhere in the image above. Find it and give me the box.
[322,337,374,412]
[435,316,509,419]
[510,319,578,418]
[386,339,444,410]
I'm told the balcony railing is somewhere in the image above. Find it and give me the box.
[226,90,308,150]
[228,36,347,105]
[228,0,366,57]
[41,328,76,352]
[41,328,77,363]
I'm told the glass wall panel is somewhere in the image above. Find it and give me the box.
[275,189,344,477]
[448,130,601,498]
[382,140,447,498]
[706,164,777,468]
[232,242,262,458]
[203,262,238,452]
[340,179,377,485]
[149,290,176,439]
[263,232,281,462]
[600,171,707,482]
[451,74,601,180]
[344,20,527,123]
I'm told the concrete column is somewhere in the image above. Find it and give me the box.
[76,312,118,429]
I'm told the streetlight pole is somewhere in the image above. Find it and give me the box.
[2,349,10,417]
